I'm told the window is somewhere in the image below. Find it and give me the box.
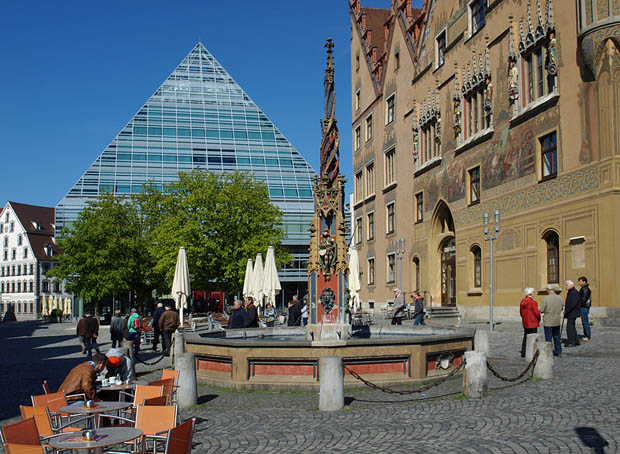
[23,248,28,259]
[53,281,60,293]
[354,125,361,151]
[2,237,6,247]
[3,250,6,261]
[29,264,33,274]
[522,45,554,105]
[9,222,14,232]
[420,119,441,163]
[469,0,486,36]
[365,114,373,141]
[384,148,395,186]
[365,162,375,197]
[367,258,375,285]
[45,244,53,257]
[386,202,395,234]
[29,281,33,292]
[355,171,364,204]
[386,94,395,125]
[17,234,22,246]
[469,166,481,204]
[356,54,360,72]
[387,253,396,284]
[436,31,447,68]
[42,280,49,292]
[472,245,482,288]
[11,249,16,260]
[4,213,7,222]
[355,88,360,111]
[413,257,420,291]
[355,217,363,244]
[545,231,560,284]
[367,212,375,240]
[541,132,557,179]
[394,51,400,70]
[415,192,424,223]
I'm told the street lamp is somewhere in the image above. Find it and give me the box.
[396,238,405,292]
[483,210,500,331]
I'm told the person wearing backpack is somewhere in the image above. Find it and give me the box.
[127,307,141,355]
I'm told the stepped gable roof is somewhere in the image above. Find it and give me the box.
[9,201,61,260]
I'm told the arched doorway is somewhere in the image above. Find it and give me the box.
[429,200,456,307]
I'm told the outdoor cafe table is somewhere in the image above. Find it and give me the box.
[97,380,147,401]
[60,401,132,428]
[47,427,143,453]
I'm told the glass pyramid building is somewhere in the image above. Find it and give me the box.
[56,42,316,287]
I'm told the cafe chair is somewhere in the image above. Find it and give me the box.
[142,396,168,406]
[160,370,179,404]
[147,379,175,405]
[0,417,44,454]
[149,418,195,454]
[20,406,88,438]
[42,380,86,403]
[3,444,46,454]
[31,392,74,426]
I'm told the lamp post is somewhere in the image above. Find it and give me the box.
[483,210,500,331]
[396,238,405,293]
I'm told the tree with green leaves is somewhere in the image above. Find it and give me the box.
[137,169,291,296]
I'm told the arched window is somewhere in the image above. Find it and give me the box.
[412,257,420,291]
[17,281,21,293]
[544,231,560,284]
[29,281,33,292]
[471,245,482,288]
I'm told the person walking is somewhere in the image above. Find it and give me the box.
[77,312,100,357]
[244,297,259,328]
[578,276,592,342]
[519,288,541,358]
[109,310,125,348]
[152,302,165,352]
[539,284,563,357]
[391,288,405,325]
[412,291,426,326]
[264,302,276,327]
[159,303,180,356]
[127,308,142,355]
[564,280,581,347]
[301,298,309,326]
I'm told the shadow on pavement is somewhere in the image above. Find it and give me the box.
[575,426,609,453]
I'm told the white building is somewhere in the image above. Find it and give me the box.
[0,202,71,321]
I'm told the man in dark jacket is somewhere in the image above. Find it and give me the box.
[109,310,125,348]
[244,297,259,328]
[152,302,165,352]
[564,280,581,347]
[77,312,100,357]
[287,295,303,326]
[159,303,180,357]
[578,276,592,342]
[228,300,246,329]
[412,291,426,326]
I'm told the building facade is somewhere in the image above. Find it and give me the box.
[0,202,70,321]
[350,0,620,321]
[55,43,317,300]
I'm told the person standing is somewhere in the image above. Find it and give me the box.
[109,310,125,348]
[564,280,581,347]
[539,284,563,357]
[228,300,246,329]
[244,297,259,328]
[127,308,142,355]
[264,302,276,327]
[287,295,302,326]
[412,291,426,326]
[301,298,309,326]
[77,312,100,357]
[152,303,165,352]
[391,288,405,325]
[578,276,592,342]
[519,288,541,358]
[159,303,180,356]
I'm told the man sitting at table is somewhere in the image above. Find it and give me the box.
[58,352,107,401]
[105,348,133,382]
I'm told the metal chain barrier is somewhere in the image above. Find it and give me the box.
[343,360,465,395]
[132,336,174,366]
[486,349,539,382]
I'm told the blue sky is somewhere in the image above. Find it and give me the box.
[0,0,399,208]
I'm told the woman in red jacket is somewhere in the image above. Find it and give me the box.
[520,287,541,358]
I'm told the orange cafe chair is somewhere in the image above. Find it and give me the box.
[20,405,85,438]
[150,417,196,454]
[143,396,168,406]
[148,378,175,405]
[0,417,42,448]
[4,444,45,454]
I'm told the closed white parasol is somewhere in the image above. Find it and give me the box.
[261,246,281,308]
[348,247,361,308]
[41,295,48,317]
[172,247,191,325]
[250,253,264,306]
[242,259,253,298]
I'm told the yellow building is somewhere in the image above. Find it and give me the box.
[350,0,620,322]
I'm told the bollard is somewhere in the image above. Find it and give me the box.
[172,331,185,365]
[463,351,487,399]
[319,356,344,411]
[121,340,136,379]
[533,341,553,379]
[525,333,543,363]
[474,330,489,354]
[175,353,197,408]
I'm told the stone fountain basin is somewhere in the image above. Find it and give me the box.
[184,325,474,391]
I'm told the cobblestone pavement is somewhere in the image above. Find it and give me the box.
[1,319,618,453]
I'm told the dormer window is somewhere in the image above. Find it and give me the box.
[45,244,53,257]
[32,221,40,230]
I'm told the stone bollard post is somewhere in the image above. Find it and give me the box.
[175,353,197,408]
[121,340,136,379]
[474,330,489,354]
[463,351,487,399]
[525,333,543,363]
[533,341,553,379]
[172,331,185,365]
[319,356,344,411]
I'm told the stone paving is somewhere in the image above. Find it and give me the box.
[1,318,619,453]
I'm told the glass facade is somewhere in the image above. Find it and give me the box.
[56,43,316,285]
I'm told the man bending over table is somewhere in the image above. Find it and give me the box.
[58,352,107,401]
[105,348,133,382]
